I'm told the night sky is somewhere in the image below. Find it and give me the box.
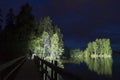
[0,0,120,51]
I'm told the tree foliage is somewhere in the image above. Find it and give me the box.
[0,4,64,61]
[6,8,15,29]
[70,39,112,58]
[0,8,2,31]
[14,3,36,54]
[29,17,64,61]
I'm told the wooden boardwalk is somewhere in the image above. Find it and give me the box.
[14,59,42,80]
[0,56,84,80]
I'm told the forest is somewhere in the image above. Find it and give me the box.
[0,3,112,63]
[0,3,64,62]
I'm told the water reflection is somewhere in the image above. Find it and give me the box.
[69,57,113,76]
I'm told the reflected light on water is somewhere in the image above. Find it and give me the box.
[69,57,113,76]
[84,57,112,76]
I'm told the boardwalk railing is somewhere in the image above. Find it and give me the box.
[0,56,26,80]
[34,56,84,80]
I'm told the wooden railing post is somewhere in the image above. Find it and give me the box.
[41,58,44,79]
[35,56,82,80]
[54,61,58,80]
[39,59,41,71]
[0,73,2,80]
[51,60,54,80]
[44,64,47,80]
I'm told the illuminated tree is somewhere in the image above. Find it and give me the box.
[54,26,64,58]
[41,31,51,57]
[71,38,112,58]
[84,48,88,57]
[37,17,53,36]
[72,49,83,57]
[98,39,103,55]
[87,39,112,56]
[95,39,100,55]
[50,33,59,60]
[104,39,112,55]
[93,42,97,55]
[36,17,53,57]
[84,42,94,57]
[32,17,64,61]
[50,32,64,61]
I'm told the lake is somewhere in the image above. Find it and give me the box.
[63,54,120,80]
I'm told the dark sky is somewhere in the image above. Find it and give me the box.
[0,0,120,51]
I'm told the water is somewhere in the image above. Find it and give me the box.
[63,54,120,80]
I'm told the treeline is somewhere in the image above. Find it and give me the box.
[0,3,36,60]
[70,39,112,58]
[0,3,64,61]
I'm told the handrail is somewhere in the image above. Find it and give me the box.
[0,56,26,80]
[34,56,85,80]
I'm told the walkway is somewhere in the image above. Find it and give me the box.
[14,59,42,80]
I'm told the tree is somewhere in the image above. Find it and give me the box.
[32,17,64,61]
[70,49,83,58]
[87,42,93,56]
[37,17,53,36]
[50,33,59,60]
[16,3,36,38]
[95,39,100,55]
[54,26,64,57]
[93,42,97,55]
[15,3,36,54]
[41,31,51,57]
[99,39,103,55]
[104,39,112,55]
[36,17,53,58]
[0,8,2,31]
[28,36,42,55]
[50,33,64,60]
[6,8,15,29]
[0,8,16,58]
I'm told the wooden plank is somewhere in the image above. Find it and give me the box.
[14,59,42,80]
[54,61,57,80]
[0,56,25,72]
[0,56,26,80]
